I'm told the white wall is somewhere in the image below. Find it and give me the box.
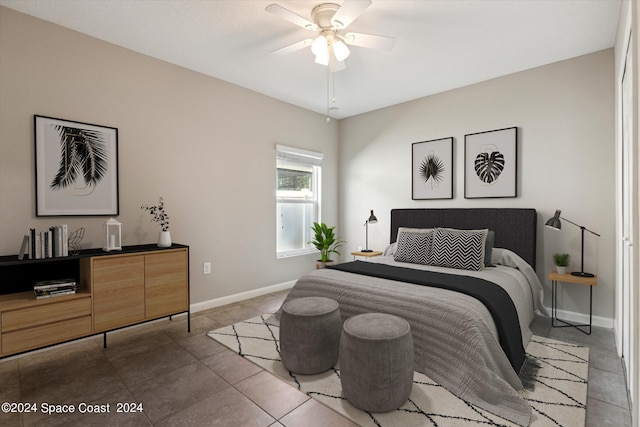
[339,50,616,323]
[0,7,339,305]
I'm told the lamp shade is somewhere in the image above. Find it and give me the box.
[368,210,377,224]
[545,210,562,230]
[314,49,329,66]
[312,35,329,65]
[311,35,328,56]
[332,39,350,62]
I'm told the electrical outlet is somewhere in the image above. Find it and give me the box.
[203,262,211,275]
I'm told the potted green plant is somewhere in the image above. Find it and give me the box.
[309,222,346,269]
[553,253,570,274]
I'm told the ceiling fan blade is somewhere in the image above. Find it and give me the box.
[265,4,317,31]
[343,32,395,51]
[271,39,314,55]
[330,0,372,29]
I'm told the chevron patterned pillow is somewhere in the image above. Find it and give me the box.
[429,228,488,271]
[393,227,433,265]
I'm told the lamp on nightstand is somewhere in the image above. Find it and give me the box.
[362,210,377,252]
[545,209,600,278]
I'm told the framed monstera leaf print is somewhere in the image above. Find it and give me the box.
[412,137,453,200]
[35,115,119,216]
[464,127,517,199]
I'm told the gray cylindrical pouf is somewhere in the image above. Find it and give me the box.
[280,297,341,374]
[340,313,414,412]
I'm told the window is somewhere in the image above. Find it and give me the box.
[276,145,323,258]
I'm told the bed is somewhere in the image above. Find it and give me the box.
[278,208,545,426]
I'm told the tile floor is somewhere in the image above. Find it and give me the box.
[0,289,632,427]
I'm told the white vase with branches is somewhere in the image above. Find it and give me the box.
[141,197,171,247]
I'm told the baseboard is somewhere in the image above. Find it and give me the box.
[544,305,614,329]
[190,280,296,313]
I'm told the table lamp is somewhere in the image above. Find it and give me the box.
[362,210,377,252]
[545,210,600,277]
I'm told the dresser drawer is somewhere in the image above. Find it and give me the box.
[1,296,91,333]
[2,315,93,355]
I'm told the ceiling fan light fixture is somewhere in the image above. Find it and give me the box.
[315,51,330,66]
[332,39,350,62]
[314,43,330,65]
[268,0,395,72]
[311,35,328,57]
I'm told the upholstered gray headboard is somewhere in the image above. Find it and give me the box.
[390,208,537,269]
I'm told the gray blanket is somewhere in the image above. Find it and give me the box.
[278,250,545,426]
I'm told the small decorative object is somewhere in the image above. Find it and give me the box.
[545,209,600,277]
[552,253,570,275]
[103,218,122,252]
[141,197,171,247]
[464,127,517,198]
[309,222,345,269]
[412,137,453,200]
[362,210,377,252]
[68,227,85,255]
[34,115,119,216]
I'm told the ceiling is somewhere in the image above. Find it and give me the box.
[0,0,621,119]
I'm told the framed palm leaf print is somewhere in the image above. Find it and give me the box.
[35,115,119,216]
[464,127,517,199]
[412,137,453,200]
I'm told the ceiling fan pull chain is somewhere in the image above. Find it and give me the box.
[326,66,331,122]
[332,70,336,104]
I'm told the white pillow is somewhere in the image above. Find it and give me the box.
[382,242,397,257]
[393,227,433,265]
[428,227,488,271]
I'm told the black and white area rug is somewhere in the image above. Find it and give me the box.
[207,315,589,427]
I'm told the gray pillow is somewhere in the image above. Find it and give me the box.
[393,227,433,265]
[428,227,488,271]
[485,230,495,267]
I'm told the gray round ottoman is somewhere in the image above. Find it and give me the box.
[340,312,414,412]
[280,297,342,374]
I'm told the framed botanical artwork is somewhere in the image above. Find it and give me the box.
[464,127,517,199]
[35,115,119,216]
[412,137,453,200]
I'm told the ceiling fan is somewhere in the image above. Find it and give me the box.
[266,0,395,72]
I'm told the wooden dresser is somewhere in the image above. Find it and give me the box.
[0,244,189,357]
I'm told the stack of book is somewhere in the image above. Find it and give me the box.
[34,278,78,299]
[19,225,69,260]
